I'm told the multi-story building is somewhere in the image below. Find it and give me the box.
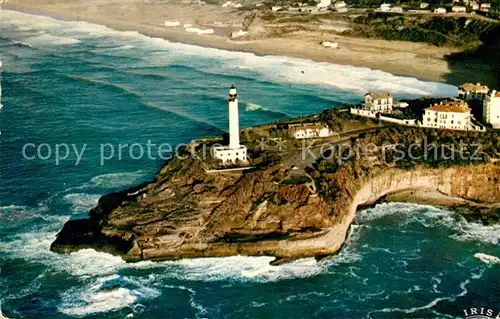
[364,92,394,113]
[422,100,473,130]
[458,82,490,101]
[483,90,500,128]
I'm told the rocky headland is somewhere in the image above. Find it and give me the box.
[51,110,500,263]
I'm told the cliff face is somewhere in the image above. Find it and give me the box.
[50,150,500,262]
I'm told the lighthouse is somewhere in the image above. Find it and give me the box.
[228,85,240,149]
[211,85,248,164]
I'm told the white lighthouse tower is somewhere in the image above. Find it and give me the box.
[212,85,248,164]
[228,85,240,149]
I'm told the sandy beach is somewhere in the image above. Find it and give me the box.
[4,0,492,85]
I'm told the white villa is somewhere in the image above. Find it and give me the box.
[364,92,394,113]
[458,82,490,101]
[422,100,476,130]
[212,85,248,164]
[289,123,331,139]
[483,90,500,128]
[480,3,491,11]
[334,1,347,9]
[317,0,332,9]
[452,6,467,12]
[434,7,447,13]
[379,3,392,11]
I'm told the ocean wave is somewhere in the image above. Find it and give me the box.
[164,255,327,282]
[63,193,101,214]
[58,274,160,317]
[357,203,499,246]
[90,170,147,188]
[91,44,135,53]
[0,204,60,225]
[245,102,265,111]
[243,102,288,118]
[474,253,500,264]
[22,33,81,47]
[453,222,500,246]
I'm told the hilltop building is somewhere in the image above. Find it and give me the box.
[379,3,392,11]
[458,83,489,101]
[480,3,491,11]
[422,100,475,130]
[212,86,248,164]
[289,123,331,139]
[334,1,347,10]
[452,6,467,12]
[317,0,331,9]
[483,90,500,128]
[363,92,394,113]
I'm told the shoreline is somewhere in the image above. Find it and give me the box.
[2,1,469,85]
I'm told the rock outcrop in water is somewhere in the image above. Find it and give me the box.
[51,116,500,262]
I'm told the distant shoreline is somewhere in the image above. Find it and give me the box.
[2,1,470,85]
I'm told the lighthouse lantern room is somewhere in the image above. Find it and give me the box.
[212,85,248,164]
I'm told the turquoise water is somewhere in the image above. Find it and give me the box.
[0,9,498,319]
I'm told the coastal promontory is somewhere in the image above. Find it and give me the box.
[50,108,500,262]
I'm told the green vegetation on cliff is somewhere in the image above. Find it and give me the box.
[346,13,500,47]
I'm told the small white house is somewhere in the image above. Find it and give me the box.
[420,2,429,8]
[165,20,181,27]
[289,123,331,139]
[422,100,474,130]
[272,5,283,11]
[321,41,338,48]
[364,92,394,113]
[317,0,332,9]
[391,6,404,12]
[458,82,490,101]
[480,3,491,11]
[231,30,248,38]
[483,90,500,128]
[434,7,447,13]
[452,6,467,12]
[334,1,347,9]
[379,3,392,11]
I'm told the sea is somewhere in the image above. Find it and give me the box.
[0,9,498,319]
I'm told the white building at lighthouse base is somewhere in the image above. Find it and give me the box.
[212,145,247,164]
[212,85,248,164]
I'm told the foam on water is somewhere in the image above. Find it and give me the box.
[22,33,81,47]
[0,204,59,224]
[245,102,266,111]
[474,253,500,264]
[357,202,498,246]
[58,274,161,317]
[453,222,500,245]
[63,193,101,214]
[89,170,147,189]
